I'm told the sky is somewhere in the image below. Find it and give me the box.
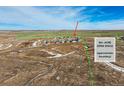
[0,6,124,30]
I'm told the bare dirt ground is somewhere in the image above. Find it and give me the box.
[0,31,124,86]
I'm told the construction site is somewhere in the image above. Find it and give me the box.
[0,28,124,86]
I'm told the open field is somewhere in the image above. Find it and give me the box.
[0,30,124,85]
[16,30,124,39]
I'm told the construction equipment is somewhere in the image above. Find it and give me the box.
[73,21,79,37]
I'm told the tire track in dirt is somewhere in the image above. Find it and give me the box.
[25,61,53,86]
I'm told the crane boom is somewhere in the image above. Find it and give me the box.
[73,21,78,37]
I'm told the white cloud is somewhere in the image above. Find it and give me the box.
[0,6,124,30]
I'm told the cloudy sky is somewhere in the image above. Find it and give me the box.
[0,6,124,30]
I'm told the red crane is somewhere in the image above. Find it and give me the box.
[73,21,79,37]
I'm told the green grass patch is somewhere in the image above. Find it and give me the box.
[16,31,124,40]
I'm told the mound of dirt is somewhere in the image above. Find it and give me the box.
[26,50,54,57]
[17,41,33,48]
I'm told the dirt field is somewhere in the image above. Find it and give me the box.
[0,31,124,86]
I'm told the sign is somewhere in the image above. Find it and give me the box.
[94,37,116,62]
